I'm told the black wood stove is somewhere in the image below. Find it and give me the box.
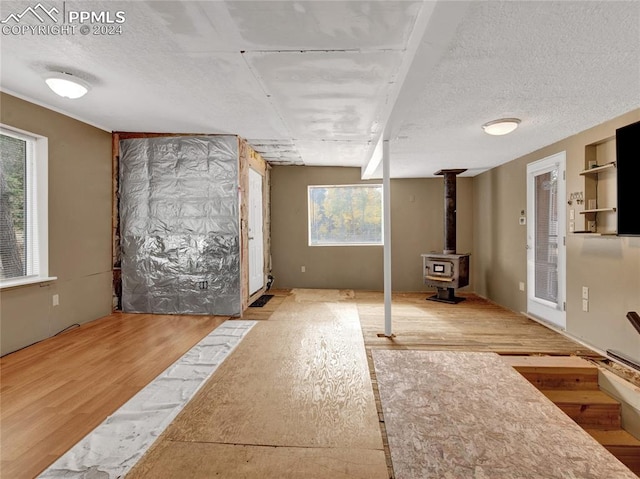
[423,169,470,304]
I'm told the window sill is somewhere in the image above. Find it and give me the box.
[0,276,57,290]
[309,243,383,247]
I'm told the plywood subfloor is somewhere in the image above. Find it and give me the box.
[354,291,605,477]
[129,437,386,479]
[128,293,387,478]
[373,350,636,479]
[0,313,227,479]
[2,289,616,478]
[357,292,598,356]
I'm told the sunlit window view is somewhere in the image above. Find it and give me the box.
[0,132,27,279]
[308,185,382,246]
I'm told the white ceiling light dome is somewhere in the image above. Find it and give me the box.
[45,72,90,99]
[482,118,521,136]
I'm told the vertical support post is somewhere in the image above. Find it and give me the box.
[383,139,392,337]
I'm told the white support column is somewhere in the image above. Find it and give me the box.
[383,139,392,337]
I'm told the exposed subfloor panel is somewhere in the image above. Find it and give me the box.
[127,291,387,478]
[372,349,637,479]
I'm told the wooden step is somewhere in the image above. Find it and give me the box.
[503,355,599,390]
[541,390,621,429]
[586,429,640,475]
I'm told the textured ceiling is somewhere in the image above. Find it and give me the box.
[1,1,638,177]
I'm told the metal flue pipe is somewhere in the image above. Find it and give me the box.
[435,169,466,254]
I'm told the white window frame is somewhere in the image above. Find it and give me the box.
[0,124,55,289]
[307,184,383,247]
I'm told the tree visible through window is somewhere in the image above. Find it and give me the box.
[308,185,382,246]
[0,132,27,279]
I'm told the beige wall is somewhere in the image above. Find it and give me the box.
[473,108,640,360]
[1,93,113,356]
[270,165,473,292]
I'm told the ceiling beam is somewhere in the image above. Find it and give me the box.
[362,1,472,179]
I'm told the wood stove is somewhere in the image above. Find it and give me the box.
[423,169,470,304]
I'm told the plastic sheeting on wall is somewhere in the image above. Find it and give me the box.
[119,136,240,316]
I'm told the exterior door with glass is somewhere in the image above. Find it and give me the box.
[526,152,566,329]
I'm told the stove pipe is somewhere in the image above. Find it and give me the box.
[435,169,466,254]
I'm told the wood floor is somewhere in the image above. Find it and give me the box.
[0,313,227,479]
[357,291,599,356]
[0,289,625,478]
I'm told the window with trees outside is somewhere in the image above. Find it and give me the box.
[0,125,50,287]
[308,184,383,246]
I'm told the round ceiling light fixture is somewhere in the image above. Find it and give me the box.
[45,72,90,99]
[481,118,521,136]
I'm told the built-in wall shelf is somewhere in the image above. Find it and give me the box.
[580,207,617,214]
[573,231,618,237]
[579,162,616,176]
[580,140,617,234]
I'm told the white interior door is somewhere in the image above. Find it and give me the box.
[248,168,264,295]
[526,152,566,329]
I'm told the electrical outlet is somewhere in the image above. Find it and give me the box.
[301,266,306,273]
[519,282,525,291]
[582,286,589,300]
[52,294,59,306]
[582,299,589,312]
[569,222,575,232]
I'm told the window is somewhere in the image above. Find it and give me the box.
[308,184,383,246]
[0,125,52,288]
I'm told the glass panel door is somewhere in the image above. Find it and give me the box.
[527,152,566,329]
[534,170,559,303]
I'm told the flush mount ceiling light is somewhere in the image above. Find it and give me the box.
[481,118,521,136]
[45,72,90,99]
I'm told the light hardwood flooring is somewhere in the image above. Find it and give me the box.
[0,313,227,479]
[1,289,607,478]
